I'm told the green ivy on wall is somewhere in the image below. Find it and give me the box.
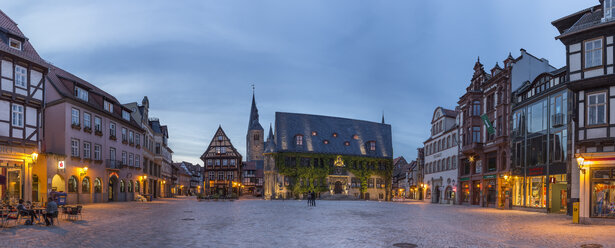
[273,152,393,198]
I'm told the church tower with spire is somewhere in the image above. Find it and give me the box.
[246,91,264,161]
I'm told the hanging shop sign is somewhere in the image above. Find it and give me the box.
[480,114,495,135]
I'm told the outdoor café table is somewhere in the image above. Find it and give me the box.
[31,208,46,225]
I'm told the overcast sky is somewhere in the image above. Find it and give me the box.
[1,0,592,165]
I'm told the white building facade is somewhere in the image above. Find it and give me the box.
[423,107,459,204]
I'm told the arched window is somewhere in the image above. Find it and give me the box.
[94,178,102,193]
[128,180,133,192]
[68,176,78,193]
[135,181,140,193]
[120,180,125,192]
[82,177,90,193]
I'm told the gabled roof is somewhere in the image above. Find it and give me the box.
[200,126,242,160]
[0,10,46,67]
[273,112,393,158]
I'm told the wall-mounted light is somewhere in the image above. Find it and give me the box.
[576,155,586,174]
[31,152,38,162]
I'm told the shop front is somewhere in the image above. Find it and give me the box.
[0,145,38,204]
[510,164,567,213]
[577,153,615,223]
[460,179,470,205]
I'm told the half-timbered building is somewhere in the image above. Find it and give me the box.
[553,0,615,223]
[201,126,242,196]
[0,10,46,203]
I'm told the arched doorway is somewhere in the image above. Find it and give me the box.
[445,186,453,204]
[108,176,118,201]
[51,174,65,192]
[334,181,343,194]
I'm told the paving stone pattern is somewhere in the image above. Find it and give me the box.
[1,198,614,248]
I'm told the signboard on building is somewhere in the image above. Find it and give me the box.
[480,114,495,135]
[475,160,482,174]
[58,161,65,169]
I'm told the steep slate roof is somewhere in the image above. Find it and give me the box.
[46,64,143,130]
[441,108,456,118]
[248,93,263,131]
[0,10,46,66]
[273,112,393,158]
[560,8,604,36]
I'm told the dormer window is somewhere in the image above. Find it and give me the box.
[8,38,21,50]
[75,86,88,101]
[122,110,130,121]
[606,0,615,20]
[104,100,113,112]
[368,141,376,151]
[295,135,303,146]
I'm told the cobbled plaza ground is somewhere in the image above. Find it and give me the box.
[1,197,614,248]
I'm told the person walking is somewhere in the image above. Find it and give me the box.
[307,191,312,206]
[311,191,316,207]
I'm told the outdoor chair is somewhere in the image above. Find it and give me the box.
[61,206,70,220]
[75,206,83,220]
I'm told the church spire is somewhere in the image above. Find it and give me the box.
[381,111,385,124]
[267,123,274,141]
[248,86,263,131]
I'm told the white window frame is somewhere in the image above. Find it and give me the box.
[129,153,134,166]
[122,128,127,141]
[129,131,134,144]
[94,116,102,132]
[296,135,303,146]
[223,159,228,166]
[585,38,603,68]
[122,110,130,121]
[94,144,101,160]
[588,92,607,126]
[71,108,80,126]
[135,155,140,168]
[104,100,113,112]
[209,171,215,180]
[110,122,116,137]
[83,142,91,159]
[83,112,91,129]
[135,133,140,146]
[14,65,27,88]
[11,104,23,127]
[122,151,127,165]
[8,38,21,50]
[71,139,80,157]
[75,86,89,102]
[110,147,116,161]
[606,0,615,19]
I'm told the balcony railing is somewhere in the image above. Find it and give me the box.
[106,160,122,170]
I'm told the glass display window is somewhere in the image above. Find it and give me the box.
[527,176,546,208]
[591,169,615,218]
[512,176,524,206]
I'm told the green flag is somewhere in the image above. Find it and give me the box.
[481,114,495,135]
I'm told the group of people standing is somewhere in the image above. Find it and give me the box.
[306,191,317,207]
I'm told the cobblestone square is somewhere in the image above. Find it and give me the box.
[1,198,614,248]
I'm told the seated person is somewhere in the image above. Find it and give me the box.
[44,197,58,226]
[16,199,38,224]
